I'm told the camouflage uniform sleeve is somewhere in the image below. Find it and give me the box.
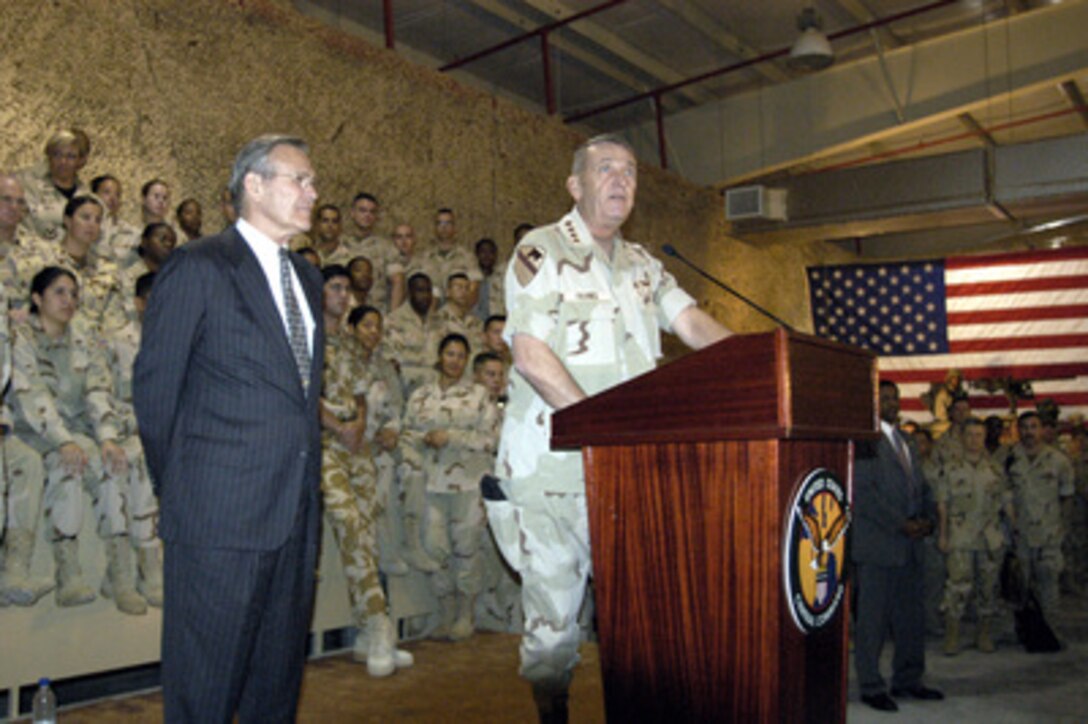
[85,336,122,443]
[1057,451,1075,497]
[446,387,499,454]
[503,234,560,347]
[10,326,76,450]
[399,384,431,452]
[933,463,950,504]
[0,282,10,429]
[647,250,696,332]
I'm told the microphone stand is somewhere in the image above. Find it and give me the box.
[661,244,795,331]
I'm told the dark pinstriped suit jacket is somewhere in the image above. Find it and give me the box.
[133,227,325,551]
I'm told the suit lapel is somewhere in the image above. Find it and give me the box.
[224,231,307,400]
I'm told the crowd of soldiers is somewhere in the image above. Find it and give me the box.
[906,383,1088,655]
[0,128,528,678]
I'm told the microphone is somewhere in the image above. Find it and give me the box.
[661,244,794,331]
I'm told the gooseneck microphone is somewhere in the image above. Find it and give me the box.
[661,244,794,331]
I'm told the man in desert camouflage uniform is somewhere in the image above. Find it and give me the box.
[103,272,163,606]
[1062,426,1088,594]
[343,193,405,312]
[935,419,1013,655]
[16,129,90,244]
[472,237,505,322]
[1007,411,1075,629]
[319,265,412,677]
[933,396,971,467]
[385,272,444,399]
[488,134,730,722]
[434,271,486,353]
[92,175,142,267]
[296,204,356,266]
[0,184,50,604]
[417,208,480,308]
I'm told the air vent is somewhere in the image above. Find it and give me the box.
[725,185,787,221]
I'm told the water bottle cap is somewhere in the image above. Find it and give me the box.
[39,677,51,687]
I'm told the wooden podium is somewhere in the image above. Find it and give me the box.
[552,329,878,723]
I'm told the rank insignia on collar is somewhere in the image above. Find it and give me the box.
[514,245,545,287]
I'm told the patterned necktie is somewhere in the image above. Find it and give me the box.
[279,247,311,390]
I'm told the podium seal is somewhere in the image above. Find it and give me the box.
[783,468,850,633]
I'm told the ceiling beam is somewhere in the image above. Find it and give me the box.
[832,0,903,47]
[1059,79,1088,129]
[653,0,789,84]
[958,112,998,146]
[462,0,657,105]
[512,0,715,105]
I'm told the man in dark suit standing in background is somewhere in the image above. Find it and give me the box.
[852,380,944,713]
[134,134,324,723]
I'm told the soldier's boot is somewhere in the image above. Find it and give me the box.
[449,594,476,641]
[53,539,96,607]
[430,595,456,640]
[402,518,441,573]
[532,683,570,724]
[101,536,148,616]
[942,615,960,656]
[365,613,396,677]
[136,545,164,608]
[977,617,996,653]
[0,528,54,606]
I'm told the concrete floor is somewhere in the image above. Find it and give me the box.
[20,592,1088,722]
[846,593,1088,723]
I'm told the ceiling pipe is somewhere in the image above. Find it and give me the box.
[564,0,960,124]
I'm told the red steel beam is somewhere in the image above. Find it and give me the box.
[439,0,628,72]
[383,0,395,49]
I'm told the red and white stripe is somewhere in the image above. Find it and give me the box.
[880,246,1088,423]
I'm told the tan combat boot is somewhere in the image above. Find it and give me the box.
[431,595,456,640]
[53,539,96,607]
[101,536,148,615]
[942,614,960,656]
[449,594,476,641]
[402,517,440,573]
[977,617,996,653]
[0,528,54,606]
[136,545,164,607]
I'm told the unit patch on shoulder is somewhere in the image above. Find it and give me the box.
[514,245,545,287]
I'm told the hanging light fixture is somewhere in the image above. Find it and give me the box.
[788,6,835,71]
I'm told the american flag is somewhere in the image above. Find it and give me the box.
[807,246,1088,423]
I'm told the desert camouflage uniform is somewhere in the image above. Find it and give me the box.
[936,455,1010,618]
[321,330,386,623]
[0,232,38,306]
[0,279,46,542]
[14,166,88,244]
[360,351,407,572]
[933,424,966,468]
[402,378,499,601]
[342,233,404,313]
[433,304,485,355]
[384,301,443,400]
[917,451,946,634]
[1064,452,1088,590]
[100,217,142,268]
[489,207,696,689]
[417,243,481,304]
[106,320,159,547]
[475,396,523,632]
[472,263,506,321]
[7,243,125,331]
[1007,443,1075,616]
[9,317,126,542]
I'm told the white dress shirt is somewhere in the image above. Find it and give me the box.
[236,218,315,355]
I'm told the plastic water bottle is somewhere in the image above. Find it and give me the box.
[32,677,57,724]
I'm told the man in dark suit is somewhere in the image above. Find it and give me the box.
[852,380,944,713]
[134,135,324,723]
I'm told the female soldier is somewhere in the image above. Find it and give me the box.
[8,195,125,331]
[10,267,145,614]
[402,333,500,641]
